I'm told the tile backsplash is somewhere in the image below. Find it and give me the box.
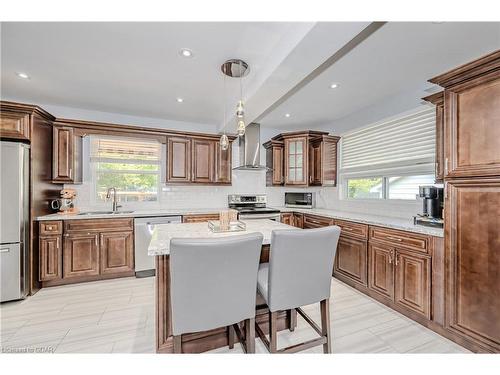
[65,168,420,219]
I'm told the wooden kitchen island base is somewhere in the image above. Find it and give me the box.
[155,245,296,353]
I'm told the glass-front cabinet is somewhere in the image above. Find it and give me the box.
[285,137,308,185]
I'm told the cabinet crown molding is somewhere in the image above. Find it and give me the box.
[0,100,55,121]
[429,49,500,88]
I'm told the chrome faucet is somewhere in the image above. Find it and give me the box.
[106,187,122,212]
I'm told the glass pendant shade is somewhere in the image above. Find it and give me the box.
[236,100,244,118]
[219,134,229,151]
[237,119,246,136]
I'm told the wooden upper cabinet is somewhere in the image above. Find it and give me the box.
[394,249,431,319]
[215,141,232,184]
[100,231,134,275]
[309,135,340,186]
[265,131,339,187]
[192,138,215,183]
[263,140,284,186]
[167,136,233,185]
[445,178,500,352]
[63,232,100,278]
[166,136,191,182]
[53,126,83,184]
[423,92,445,183]
[368,243,394,300]
[0,111,30,140]
[429,50,500,178]
[284,137,308,185]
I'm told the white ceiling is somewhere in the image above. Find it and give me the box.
[260,22,500,130]
[1,22,499,134]
[0,22,367,128]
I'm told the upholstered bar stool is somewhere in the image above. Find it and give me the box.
[256,226,340,353]
[169,233,263,353]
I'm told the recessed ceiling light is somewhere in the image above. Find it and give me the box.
[285,113,291,118]
[176,98,184,103]
[16,72,30,79]
[179,48,193,58]
[329,83,339,89]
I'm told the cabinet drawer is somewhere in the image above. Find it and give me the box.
[40,221,63,235]
[369,226,429,253]
[64,218,133,233]
[182,214,219,223]
[335,219,368,240]
[303,214,334,228]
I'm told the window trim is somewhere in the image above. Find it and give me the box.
[341,163,435,202]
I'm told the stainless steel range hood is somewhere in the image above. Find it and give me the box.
[233,123,268,170]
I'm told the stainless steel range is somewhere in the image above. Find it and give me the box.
[228,194,280,221]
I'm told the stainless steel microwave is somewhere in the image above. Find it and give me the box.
[285,192,315,209]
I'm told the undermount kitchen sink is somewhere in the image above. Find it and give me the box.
[77,210,134,216]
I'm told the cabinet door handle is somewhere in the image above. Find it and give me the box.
[444,158,449,175]
[343,227,353,231]
[69,168,73,179]
[395,253,399,266]
[386,236,402,242]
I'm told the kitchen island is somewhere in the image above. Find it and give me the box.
[149,219,300,353]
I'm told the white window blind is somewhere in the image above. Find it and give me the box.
[341,107,435,173]
[90,137,161,163]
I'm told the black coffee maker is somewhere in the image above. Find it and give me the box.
[413,186,444,228]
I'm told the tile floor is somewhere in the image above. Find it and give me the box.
[0,277,470,354]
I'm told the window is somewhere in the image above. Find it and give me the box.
[90,136,162,203]
[341,107,436,200]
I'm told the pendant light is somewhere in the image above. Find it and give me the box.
[219,72,229,151]
[220,59,250,137]
[236,60,246,136]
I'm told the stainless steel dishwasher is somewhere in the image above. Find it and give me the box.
[134,216,182,277]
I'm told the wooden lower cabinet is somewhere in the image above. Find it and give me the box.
[280,212,293,225]
[368,242,431,318]
[293,213,304,228]
[39,236,62,281]
[39,219,135,286]
[100,231,134,275]
[334,236,367,286]
[368,243,394,300]
[182,213,219,223]
[63,233,100,278]
[394,249,431,319]
[445,178,500,352]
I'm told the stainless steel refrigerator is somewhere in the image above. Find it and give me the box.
[0,141,29,302]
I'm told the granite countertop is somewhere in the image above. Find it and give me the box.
[276,207,444,237]
[35,208,224,221]
[36,205,443,238]
[148,219,298,256]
